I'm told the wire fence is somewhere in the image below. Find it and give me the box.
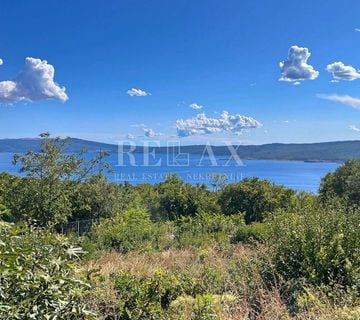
[59,218,102,236]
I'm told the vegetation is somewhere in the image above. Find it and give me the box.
[218,178,297,224]
[0,220,94,319]
[320,159,360,206]
[0,134,359,319]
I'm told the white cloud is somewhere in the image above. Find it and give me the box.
[293,81,301,85]
[175,111,262,137]
[349,124,360,132]
[279,45,319,82]
[127,88,151,97]
[130,123,146,128]
[143,128,163,138]
[326,62,360,81]
[0,59,3,66]
[318,94,360,110]
[131,123,146,128]
[0,57,68,104]
[189,103,203,110]
[126,133,135,139]
[355,28,360,32]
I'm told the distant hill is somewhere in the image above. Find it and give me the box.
[0,138,360,162]
[0,138,117,153]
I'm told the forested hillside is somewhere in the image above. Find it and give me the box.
[1,137,360,161]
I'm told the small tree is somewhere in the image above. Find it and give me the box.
[157,175,220,220]
[320,160,360,206]
[12,133,110,227]
[218,178,297,224]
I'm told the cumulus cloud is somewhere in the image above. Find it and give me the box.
[143,128,163,138]
[175,111,262,137]
[0,58,3,66]
[0,57,68,104]
[127,88,151,97]
[326,62,360,81]
[126,133,135,139]
[279,45,319,82]
[349,124,360,132]
[189,103,203,110]
[318,94,360,110]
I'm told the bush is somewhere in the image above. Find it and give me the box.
[268,205,360,290]
[111,269,182,319]
[108,268,235,320]
[89,208,160,253]
[174,213,238,249]
[0,220,95,319]
[218,178,297,224]
[157,175,220,220]
[169,294,236,320]
[231,222,269,243]
[176,264,227,297]
[0,203,14,222]
[320,160,360,207]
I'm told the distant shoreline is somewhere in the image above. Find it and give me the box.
[0,137,359,162]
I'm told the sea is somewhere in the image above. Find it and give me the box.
[0,152,341,193]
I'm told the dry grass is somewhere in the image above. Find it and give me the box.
[83,245,252,277]
[82,245,359,320]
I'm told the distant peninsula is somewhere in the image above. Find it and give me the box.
[0,138,359,162]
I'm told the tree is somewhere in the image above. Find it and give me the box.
[12,133,110,227]
[71,175,121,221]
[218,178,297,224]
[157,175,220,220]
[319,160,360,206]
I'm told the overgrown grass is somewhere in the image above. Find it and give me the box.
[83,245,360,319]
[77,204,360,319]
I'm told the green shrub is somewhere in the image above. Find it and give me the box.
[231,222,269,243]
[157,175,220,220]
[268,205,360,290]
[0,203,14,222]
[174,213,237,249]
[89,208,159,253]
[169,294,236,320]
[218,178,297,224]
[111,269,182,319]
[0,220,95,319]
[320,160,360,206]
[176,264,227,297]
[109,267,234,320]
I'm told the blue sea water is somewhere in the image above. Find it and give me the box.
[0,152,341,193]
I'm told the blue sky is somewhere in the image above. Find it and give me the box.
[1,0,360,144]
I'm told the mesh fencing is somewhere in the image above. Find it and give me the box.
[59,218,101,236]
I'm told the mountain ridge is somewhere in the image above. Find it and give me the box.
[0,137,360,161]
